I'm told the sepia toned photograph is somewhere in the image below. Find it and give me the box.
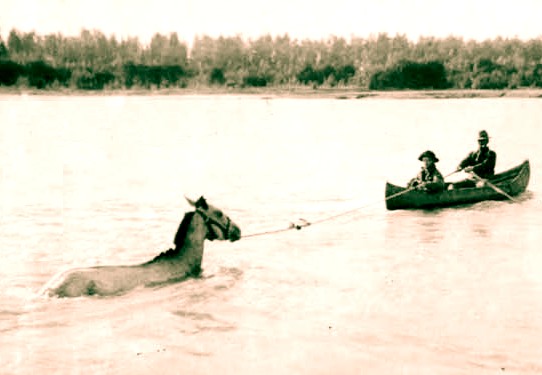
[1,0,541,374]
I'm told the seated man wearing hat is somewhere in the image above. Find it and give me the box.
[457,130,497,178]
[407,150,445,193]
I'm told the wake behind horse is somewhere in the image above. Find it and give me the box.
[43,197,241,298]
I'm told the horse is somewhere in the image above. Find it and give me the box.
[42,196,241,298]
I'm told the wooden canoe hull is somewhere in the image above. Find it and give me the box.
[385,160,530,210]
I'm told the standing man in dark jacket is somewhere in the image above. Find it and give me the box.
[457,130,497,178]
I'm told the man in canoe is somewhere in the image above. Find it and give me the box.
[457,130,496,178]
[407,150,445,193]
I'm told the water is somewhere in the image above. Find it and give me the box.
[1,95,541,374]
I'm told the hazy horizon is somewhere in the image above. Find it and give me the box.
[2,0,542,45]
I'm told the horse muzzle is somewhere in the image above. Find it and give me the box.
[228,226,241,242]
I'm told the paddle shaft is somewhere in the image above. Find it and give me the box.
[444,169,463,178]
[470,172,518,202]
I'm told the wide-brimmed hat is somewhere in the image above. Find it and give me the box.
[478,130,490,141]
[418,150,439,162]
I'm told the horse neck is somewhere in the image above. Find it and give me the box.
[145,211,208,266]
[177,212,207,263]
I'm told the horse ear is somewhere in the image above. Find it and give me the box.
[196,196,208,209]
[185,196,197,207]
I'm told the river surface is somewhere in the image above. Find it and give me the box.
[0,95,541,374]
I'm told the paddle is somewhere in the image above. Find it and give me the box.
[469,171,518,202]
[444,168,463,179]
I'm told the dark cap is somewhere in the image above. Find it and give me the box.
[418,150,439,162]
[478,130,490,141]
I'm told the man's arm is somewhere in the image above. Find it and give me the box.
[407,172,422,188]
[424,170,445,192]
[458,152,474,170]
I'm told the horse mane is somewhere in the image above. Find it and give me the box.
[146,211,194,264]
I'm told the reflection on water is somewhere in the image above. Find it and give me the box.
[385,209,448,246]
[472,223,490,238]
[417,215,446,244]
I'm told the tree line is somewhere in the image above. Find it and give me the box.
[1,29,542,90]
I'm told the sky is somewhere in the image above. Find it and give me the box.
[1,0,542,45]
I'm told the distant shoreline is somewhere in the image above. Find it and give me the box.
[1,87,542,99]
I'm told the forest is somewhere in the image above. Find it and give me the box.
[1,29,542,90]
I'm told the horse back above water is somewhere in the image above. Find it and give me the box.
[42,196,242,298]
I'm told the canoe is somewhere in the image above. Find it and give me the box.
[385,160,530,210]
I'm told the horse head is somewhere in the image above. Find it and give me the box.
[185,196,241,242]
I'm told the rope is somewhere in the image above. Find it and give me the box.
[241,225,302,238]
[241,169,463,239]
[241,186,416,239]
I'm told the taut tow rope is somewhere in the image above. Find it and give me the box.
[241,170,463,239]
[241,186,416,239]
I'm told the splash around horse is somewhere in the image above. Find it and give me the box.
[42,196,241,298]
